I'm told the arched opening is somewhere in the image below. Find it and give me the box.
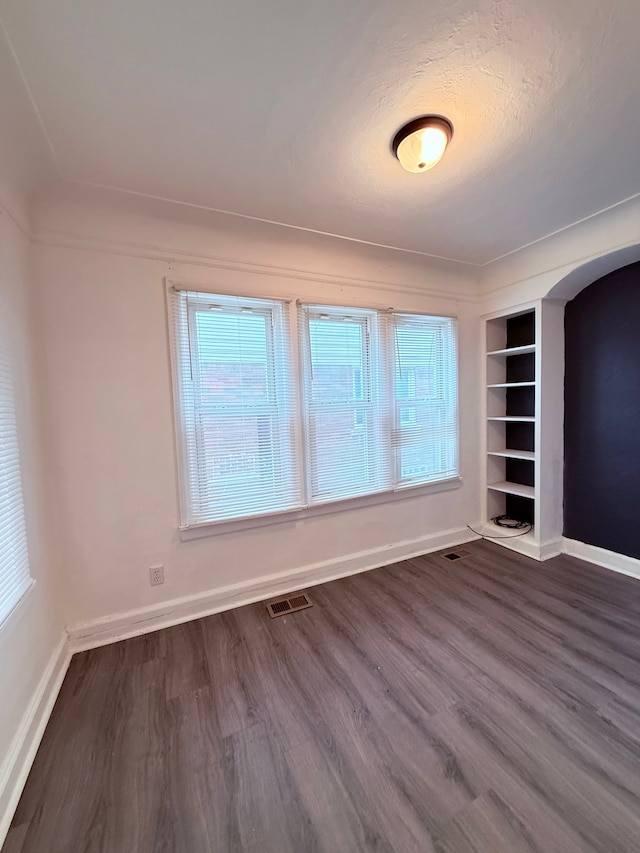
[546,243,640,302]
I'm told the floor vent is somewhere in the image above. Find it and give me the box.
[442,548,472,562]
[266,593,313,618]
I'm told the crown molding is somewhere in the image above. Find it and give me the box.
[34,227,480,303]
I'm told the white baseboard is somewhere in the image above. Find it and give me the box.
[0,634,71,848]
[69,526,479,652]
[473,523,562,562]
[562,537,640,581]
[540,539,564,560]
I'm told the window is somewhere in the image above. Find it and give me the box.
[169,290,302,525]
[0,322,32,625]
[392,313,458,486]
[169,287,458,528]
[299,306,391,503]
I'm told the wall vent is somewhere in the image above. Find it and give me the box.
[442,548,472,562]
[266,593,313,618]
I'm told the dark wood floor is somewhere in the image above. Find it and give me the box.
[5,540,640,852]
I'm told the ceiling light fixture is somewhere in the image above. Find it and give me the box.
[392,116,453,173]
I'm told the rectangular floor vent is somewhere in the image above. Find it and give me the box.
[267,593,313,618]
[442,548,472,562]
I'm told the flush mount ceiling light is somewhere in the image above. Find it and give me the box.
[392,116,453,173]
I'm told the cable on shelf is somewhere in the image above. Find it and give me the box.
[467,515,533,540]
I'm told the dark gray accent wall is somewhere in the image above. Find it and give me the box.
[564,261,640,559]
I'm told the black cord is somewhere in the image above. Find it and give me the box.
[493,514,529,529]
[467,516,533,540]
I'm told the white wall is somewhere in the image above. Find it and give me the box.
[0,207,66,838]
[33,189,480,639]
[0,28,67,843]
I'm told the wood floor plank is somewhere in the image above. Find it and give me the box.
[199,610,263,737]
[284,738,385,853]
[6,539,640,852]
[0,825,27,853]
[438,787,592,853]
[427,709,599,853]
[450,692,640,852]
[221,721,317,853]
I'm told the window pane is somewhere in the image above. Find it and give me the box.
[308,319,365,403]
[395,325,442,401]
[198,413,298,519]
[195,311,269,405]
[397,407,446,479]
[310,408,376,498]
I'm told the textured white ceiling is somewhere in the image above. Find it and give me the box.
[1,0,639,264]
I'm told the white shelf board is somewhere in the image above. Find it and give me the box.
[487,416,535,422]
[488,481,535,499]
[487,344,536,357]
[487,382,536,388]
[488,449,535,461]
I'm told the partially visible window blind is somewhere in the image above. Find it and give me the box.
[0,319,32,626]
[392,314,458,486]
[299,305,394,504]
[169,289,303,526]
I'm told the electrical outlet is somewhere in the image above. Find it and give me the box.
[149,565,164,586]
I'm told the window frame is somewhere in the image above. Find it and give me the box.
[300,305,391,505]
[169,287,304,527]
[391,312,459,489]
[168,282,461,534]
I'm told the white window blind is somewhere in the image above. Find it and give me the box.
[299,305,393,503]
[392,313,458,486]
[169,288,459,529]
[169,289,303,526]
[0,320,32,626]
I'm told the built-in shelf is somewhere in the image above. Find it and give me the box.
[485,308,537,533]
[487,344,536,357]
[488,481,535,499]
[487,382,536,388]
[488,449,535,461]
[487,416,535,422]
[484,302,566,556]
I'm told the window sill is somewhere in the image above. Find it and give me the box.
[179,476,463,541]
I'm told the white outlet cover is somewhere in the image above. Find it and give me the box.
[149,565,164,586]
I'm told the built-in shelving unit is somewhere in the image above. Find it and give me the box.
[485,308,537,535]
[481,299,565,561]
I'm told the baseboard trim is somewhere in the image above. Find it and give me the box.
[474,523,562,562]
[539,539,564,561]
[0,634,71,848]
[68,526,479,652]
[562,537,640,581]
[488,533,542,560]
